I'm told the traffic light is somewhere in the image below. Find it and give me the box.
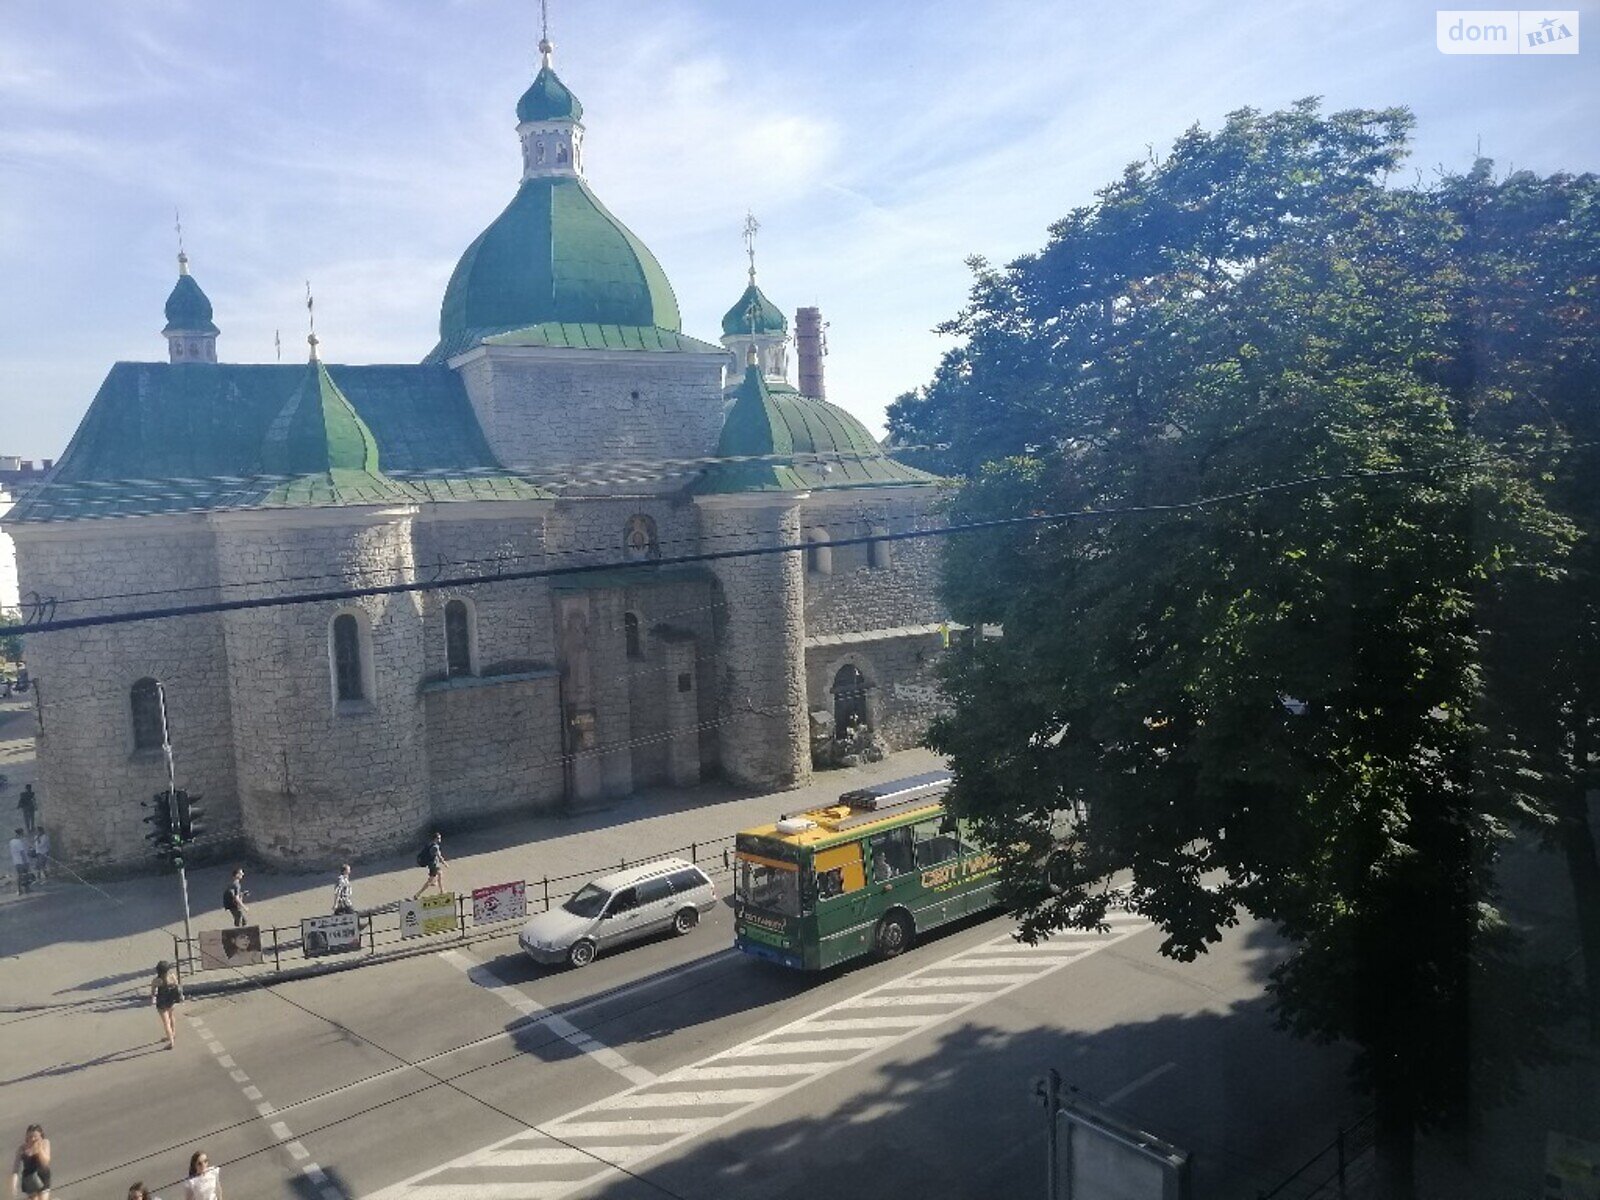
[143,790,174,854]
[174,790,205,843]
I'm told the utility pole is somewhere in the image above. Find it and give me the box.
[155,681,194,948]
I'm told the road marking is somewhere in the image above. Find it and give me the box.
[186,1012,344,1199]
[1105,1060,1177,1104]
[369,919,1151,1200]
[439,950,657,1087]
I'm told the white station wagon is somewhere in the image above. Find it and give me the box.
[519,857,718,968]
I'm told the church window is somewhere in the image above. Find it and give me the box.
[832,664,869,736]
[536,139,546,163]
[557,140,569,164]
[130,677,164,751]
[331,612,367,704]
[624,611,644,660]
[445,599,475,677]
[624,514,660,562]
[806,529,832,576]
[867,524,891,570]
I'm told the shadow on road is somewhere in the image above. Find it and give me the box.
[0,1040,169,1086]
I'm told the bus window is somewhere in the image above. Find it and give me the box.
[813,843,865,900]
[736,858,803,917]
[868,827,914,881]
[912,817,962,868]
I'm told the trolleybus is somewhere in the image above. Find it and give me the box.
[732,770,1003,970]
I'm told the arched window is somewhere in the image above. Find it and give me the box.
[556,140,569,164]
[867,524,891,570]
[624,611,644,660]
[806,529,832,576]
[535,139,546,164]
[832,664,869,735]
[331,613,366,704]
[130,677,164,751]
[445,599,475,677]
[624,514,660,562]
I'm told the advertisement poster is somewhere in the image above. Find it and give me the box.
[198,926,264,970]
[400,892,458,938]
[302,912,363,959]
[472,880,528,925]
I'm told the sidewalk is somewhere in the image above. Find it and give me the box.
[0,748,945,1012]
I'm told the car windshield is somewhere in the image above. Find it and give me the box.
[563,883,610,919]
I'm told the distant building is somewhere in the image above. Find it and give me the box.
[4,39,952,872]
[0,484,17,613]
[0,457,54,498]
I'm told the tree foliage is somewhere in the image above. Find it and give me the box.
[915,101,1588,1194]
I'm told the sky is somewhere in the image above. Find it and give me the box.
[1,0,1596,461]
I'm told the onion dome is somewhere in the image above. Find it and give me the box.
[697,363,939,495]
[721,281,787,337]
[163,253,219,335]
[518,65,583,123]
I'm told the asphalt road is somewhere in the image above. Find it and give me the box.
[4,901,1358,1200]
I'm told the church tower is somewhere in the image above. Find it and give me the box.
[162,251,219,363]
[517,34,585,179]
[720,214,789,386]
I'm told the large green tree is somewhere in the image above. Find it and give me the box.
[907,102,1576,1196]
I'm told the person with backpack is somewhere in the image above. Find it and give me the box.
[332,864,355,915]
[221,868,248,927]
[412,833,446,899]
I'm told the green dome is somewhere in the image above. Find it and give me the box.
[697,365,939,495]
[263,359,384,476]
[163,271,219,335]
[721,281,787,337]
[517,65,583,123]
[430,176,681,361]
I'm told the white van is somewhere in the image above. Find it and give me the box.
[518,857,717,968]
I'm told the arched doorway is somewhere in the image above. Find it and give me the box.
[832,664,869,736]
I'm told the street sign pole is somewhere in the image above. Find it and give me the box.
[155,681,194,948]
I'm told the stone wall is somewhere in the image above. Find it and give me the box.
[9,516,242,870]
[800,493,948,639]
[423,673,563,822]
[458,347,728,484]
[214,509,429,869]
[805,630,950,757]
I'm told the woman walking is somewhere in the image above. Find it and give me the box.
[150,962,183,1050]
[181,1153,220,1200]
[10,1124,50,1200]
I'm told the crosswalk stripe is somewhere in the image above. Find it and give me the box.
[366,918,1152,1200]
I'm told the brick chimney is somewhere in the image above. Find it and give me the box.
[795,307,826,401]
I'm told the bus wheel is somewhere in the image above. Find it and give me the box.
[875,912,913,958]
[568,939,597,968]
[673,907,699,935]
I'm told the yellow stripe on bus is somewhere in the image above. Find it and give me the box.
[736,852,800,872]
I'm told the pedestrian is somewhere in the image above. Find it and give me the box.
[180,1153,220,1200]
[221,868,248,927]
[16,785,36,835]
[413,832,446,899]
[150,961,183,1049]
[127,1182,160,1200]
[29,830,48,884]
[9,1124,50,1200]
[7,829,29,895]
[332,864,355,915]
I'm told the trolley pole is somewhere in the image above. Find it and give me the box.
[156,682,194,948]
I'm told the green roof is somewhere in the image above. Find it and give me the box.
[478,322,722,354]
[696,365,941,496]
[721,281,787,336]
[428,176,680,362]
[163,273,219,335]
[517,65,583,123]
[9,362,552,522]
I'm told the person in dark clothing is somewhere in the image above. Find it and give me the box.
[11,1123,51,1200]
[222,869,248,927]
[150,961,183,1049]
[412,833,447,899]
[16,785,36,835]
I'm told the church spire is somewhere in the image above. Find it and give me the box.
[517,0,584,180]
[721,213,788,386]
[162,215,219,364]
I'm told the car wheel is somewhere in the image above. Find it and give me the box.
[673,907,699,935]
[568,939,596,968]
[875,912,912,959]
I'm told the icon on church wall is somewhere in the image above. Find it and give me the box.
[624,514,660,561]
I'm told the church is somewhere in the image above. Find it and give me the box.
[5,39,952,871]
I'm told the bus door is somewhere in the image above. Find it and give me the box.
[811,842,870,966]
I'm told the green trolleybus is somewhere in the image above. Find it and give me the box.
[732,770,1002,970]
